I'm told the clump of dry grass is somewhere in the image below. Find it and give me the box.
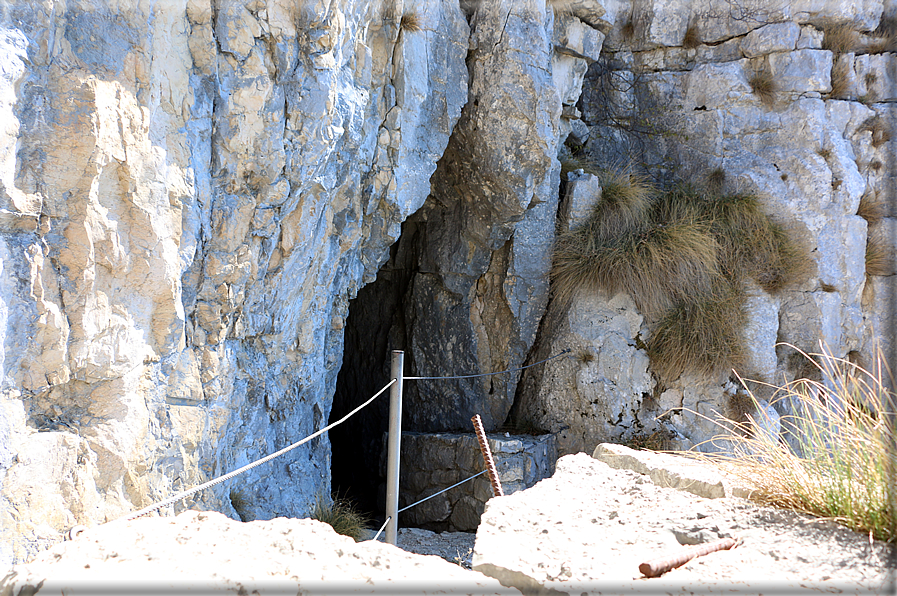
[865,232,893,276]
[647,280,746,381]
[621,20,636,42]
[857,191,886,223]
[553,169,811,381]
[703,193,812,293]
[860,116,892,148]
[553,173,719,314]
[748,69,778,108]
[868,14,897,53]
[400,11,422,32]
[822,23,860,54]
[683,24,702,49]
[688,345,897,543]
[311,495,370,541]
[829,58,851,98]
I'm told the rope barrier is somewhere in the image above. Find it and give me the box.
[118,378,397,522]
[398,470,487,513]
[372,516,391,542]
[402,349,570,380]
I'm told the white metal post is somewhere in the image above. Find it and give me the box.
[385,350,404,545]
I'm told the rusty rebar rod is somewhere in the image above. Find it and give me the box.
[639,537,737,578]
[471,414,504,497]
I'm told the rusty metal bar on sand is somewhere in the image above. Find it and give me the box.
[471,414,504,497]
[639,537,738,578]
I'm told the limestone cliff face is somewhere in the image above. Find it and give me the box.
[0,0,470,564]
[1,0,893,567]
[517,0,896,454]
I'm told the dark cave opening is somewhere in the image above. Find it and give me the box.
[328,219,421,522]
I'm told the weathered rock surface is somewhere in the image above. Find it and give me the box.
[472,453,895,594]
[592,443,751,499]
[522,2,896,453]
[0,510,519,595]
[336,0,611,439]
[0,0,469,565]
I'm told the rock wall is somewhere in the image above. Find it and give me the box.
[516,0,896,454]
[0,0,470,565]
[1,0,892,567]
[393,431,557,532]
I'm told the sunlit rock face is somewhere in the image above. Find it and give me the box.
[519,0,895,455]
[0,0,468,564]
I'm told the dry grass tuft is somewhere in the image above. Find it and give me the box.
[865,232,894,276]
[683,24,702,49]
[858,191,886,223]
[749,70,778,108]
[822,23,860,54]
[229,488,251,522]
[683,345,897,543]
[311,495,370,541]
[647,280,746,381]
[553,168,811,382]
[865,117,892,148]
[868,15,897,53]
[707,167,726,192]
[829,58,851,98]
[400,11,422,33]
[621,20,636,41]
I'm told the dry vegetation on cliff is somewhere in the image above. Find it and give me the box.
[698,346,896,543]
[552,168,810,381]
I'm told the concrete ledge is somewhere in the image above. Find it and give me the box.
[592,443,753,499]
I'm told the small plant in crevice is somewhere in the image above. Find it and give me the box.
[576,348,596,364]
[860,116,892,148]
[858,190,886,223]
[865,231,893,277]
[683,23,702,49]
[621,19,636,42]
[829,58,851,98]
[706,167,726,192]
[822,22,860,54]
[748,69,778,108]
[552,166,811,382]
[623,428,673,451]
[229,488,251,522]
[311,494,371,541]
[399,11,422,33]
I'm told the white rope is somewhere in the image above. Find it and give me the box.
[398,470,488,513]
[120,378,397,522]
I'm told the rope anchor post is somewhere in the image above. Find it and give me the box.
[385,350,404,545]
[471,414,503,498]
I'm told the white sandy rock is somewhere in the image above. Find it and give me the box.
[0,510,519,595]
[472,453,893,594]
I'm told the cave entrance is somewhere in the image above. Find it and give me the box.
[328,219,421,522]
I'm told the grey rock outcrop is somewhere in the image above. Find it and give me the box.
[341,0,612,435]
[0,0,469,565]
[518,1,896,453]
